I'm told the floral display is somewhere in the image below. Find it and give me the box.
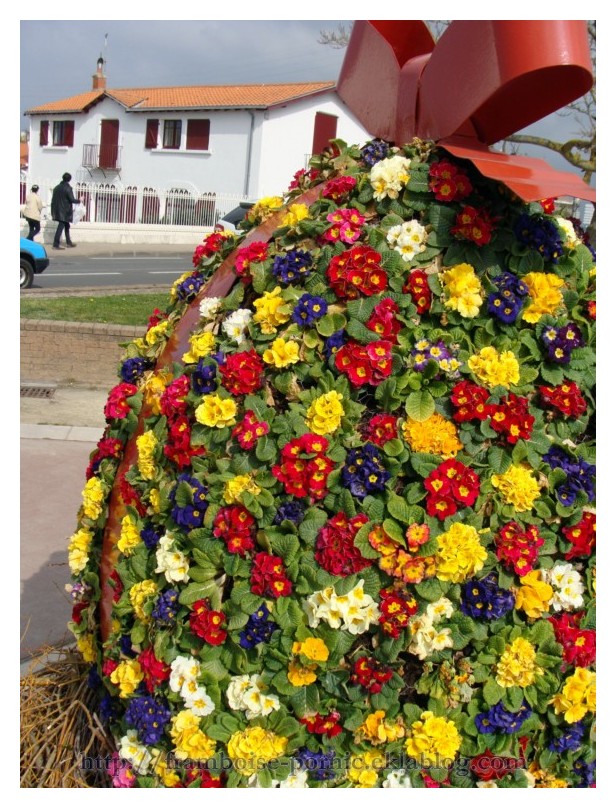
[68,138,596,788]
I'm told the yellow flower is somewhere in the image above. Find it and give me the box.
[435,523,487,583]
[293,637,329,663]
[149,488,160,513]
[551,668,596,723]
[195,394,237,428]
[76,633,96,663]
[118,514,142,556]
[347,750,386,787]
[441,263,484,318]
[182,330,216,364]
[145,319,170,346]
[223,474,261,505]
[521,272,565,323]
[154,758,181,787]
[171,710,217,761]
[287,660,318,687]
[81,477,105,520]
[227,726,287,776]
[402,413,462,458]
[143,370,173,415]
[356,710,405,745]
[248,195,284,223]
[110,659,143,698]
[282,203,309,228]
[305,391,345,435]
[405,711,461,765]
[262,337,300,368]
[467,346,520,389]
[253,287,291,334]
[68,527,93,574]
[136,430,158,480]
[515,570,554,619]
[496,637,543,688]
[129,579,158,622]
[491,465,541,512]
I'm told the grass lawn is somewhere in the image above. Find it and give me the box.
[20,294,170,326]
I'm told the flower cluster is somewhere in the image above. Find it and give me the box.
[69,139,595,789]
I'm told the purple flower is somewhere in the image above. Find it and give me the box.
[342,444,390,500]
[296,748,336,781]
[475,701,531,735]
[152,589,180,624]
[239,603,277,650]
[192,358,217,394]
[175,272,205,302]
[274,501,306,525]
[360,138,390,167]
[120,357,152,384]
[272,250,313,285]
[124,695,171,745]
[460,573,514,620]
[324,329,347,360]
[514,213,564,263]
[292,294,328,327]
[140,524,163,550]
[549,722,585,753]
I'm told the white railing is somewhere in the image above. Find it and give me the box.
[20,179,249,229]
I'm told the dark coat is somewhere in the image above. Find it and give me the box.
[51,180,79,223]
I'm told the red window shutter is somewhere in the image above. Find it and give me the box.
[65,120,74,147]
[40,120,48,146]
[311,112,338,155]
[186,119,210,150]
[145,119,159,149]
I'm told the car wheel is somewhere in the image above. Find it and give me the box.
[20,258,34,289]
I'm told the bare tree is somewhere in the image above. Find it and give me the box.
[317,23,351,49]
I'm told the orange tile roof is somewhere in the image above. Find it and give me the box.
[25,82,336,115]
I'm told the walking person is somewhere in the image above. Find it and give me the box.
[22,184,43,241]
[51,172,81,249]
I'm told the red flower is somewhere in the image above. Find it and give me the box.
[102,658,119,678]
[451,205,496,246]
[587,300,596,320]
[213,505,256,557]
[495,521,544,576]
[234,241,269,278]
[470,750,523,781]
[322,175,357,201]
[231,410,269,450]
[562,511,595,559]
[402,269,432,315]
[539,197,556,214]
[110,569,123,603]
[146,308,166,329]
[350,656,393,694]
[429,160,473,202]
[489,393,535,445]
[219,350,264,396]
[119,474,147,516]
[322,208,365,244]
[538,382,587,419]
[104,382,138,420]
[160,375,191,418]
[315,512,371,576]
[366,297,401,343]
[250,552,292,598]
[192,232,230,267]
[288,167,320,191]
[272,435,334,501]
[378,586,418,638]
[362,413,398,447]
[335,339,392,387]
[549,613,596,667]
[86,435,124,478]
[71,601,89,626]
[189,600,228,645]
[326,245,387,299]
[180,766,225,788]
[138,646,171,694]
[164,414,205,469]
[450,380,491,423]
[423,459,480,519]
[300,711,343,738]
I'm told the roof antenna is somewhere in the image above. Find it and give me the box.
[93,35,108,90]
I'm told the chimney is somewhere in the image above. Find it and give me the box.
[92,55,106,90]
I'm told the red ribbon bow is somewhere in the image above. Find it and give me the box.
[338,20,595,202]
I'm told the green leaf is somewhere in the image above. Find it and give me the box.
[488,445,512,475]
[483,678,506,706]
[386,493,415,524]
[405,390,435,421]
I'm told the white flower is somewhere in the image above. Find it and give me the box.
[541,564,585,611]
[279,768,309,788]
[304,581,378,635]
[155,533,190,584]
[119,729,153,775]
[370,155,411,201]
[222,308,252,343]
[383,769,413,788]
[182,683,215,717]
[226,674,280,719]
[556,216,581,249]
[199,296,222,320]
[386,220,428,261]
[477,780,499,788]
[426,597,454,623]
[169,655,200,693]
[408,601,454,659]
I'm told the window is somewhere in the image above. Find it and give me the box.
[186,119,210,150]
[311,112,338,156]
[145,119,159,149]
[163,120,182,149]
[52,120,74,147]
[39,120,49,146]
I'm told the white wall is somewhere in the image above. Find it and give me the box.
[26,91,371,201]
[257,92,372,197]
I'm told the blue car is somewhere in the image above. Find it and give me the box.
[20,237,50,289]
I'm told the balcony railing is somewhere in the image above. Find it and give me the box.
[82,144,122,171]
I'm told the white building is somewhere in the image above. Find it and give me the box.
[24,58,371,208]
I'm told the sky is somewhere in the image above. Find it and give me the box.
[19,13,596,182]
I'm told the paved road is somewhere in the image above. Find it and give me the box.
[32,252,195,289]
